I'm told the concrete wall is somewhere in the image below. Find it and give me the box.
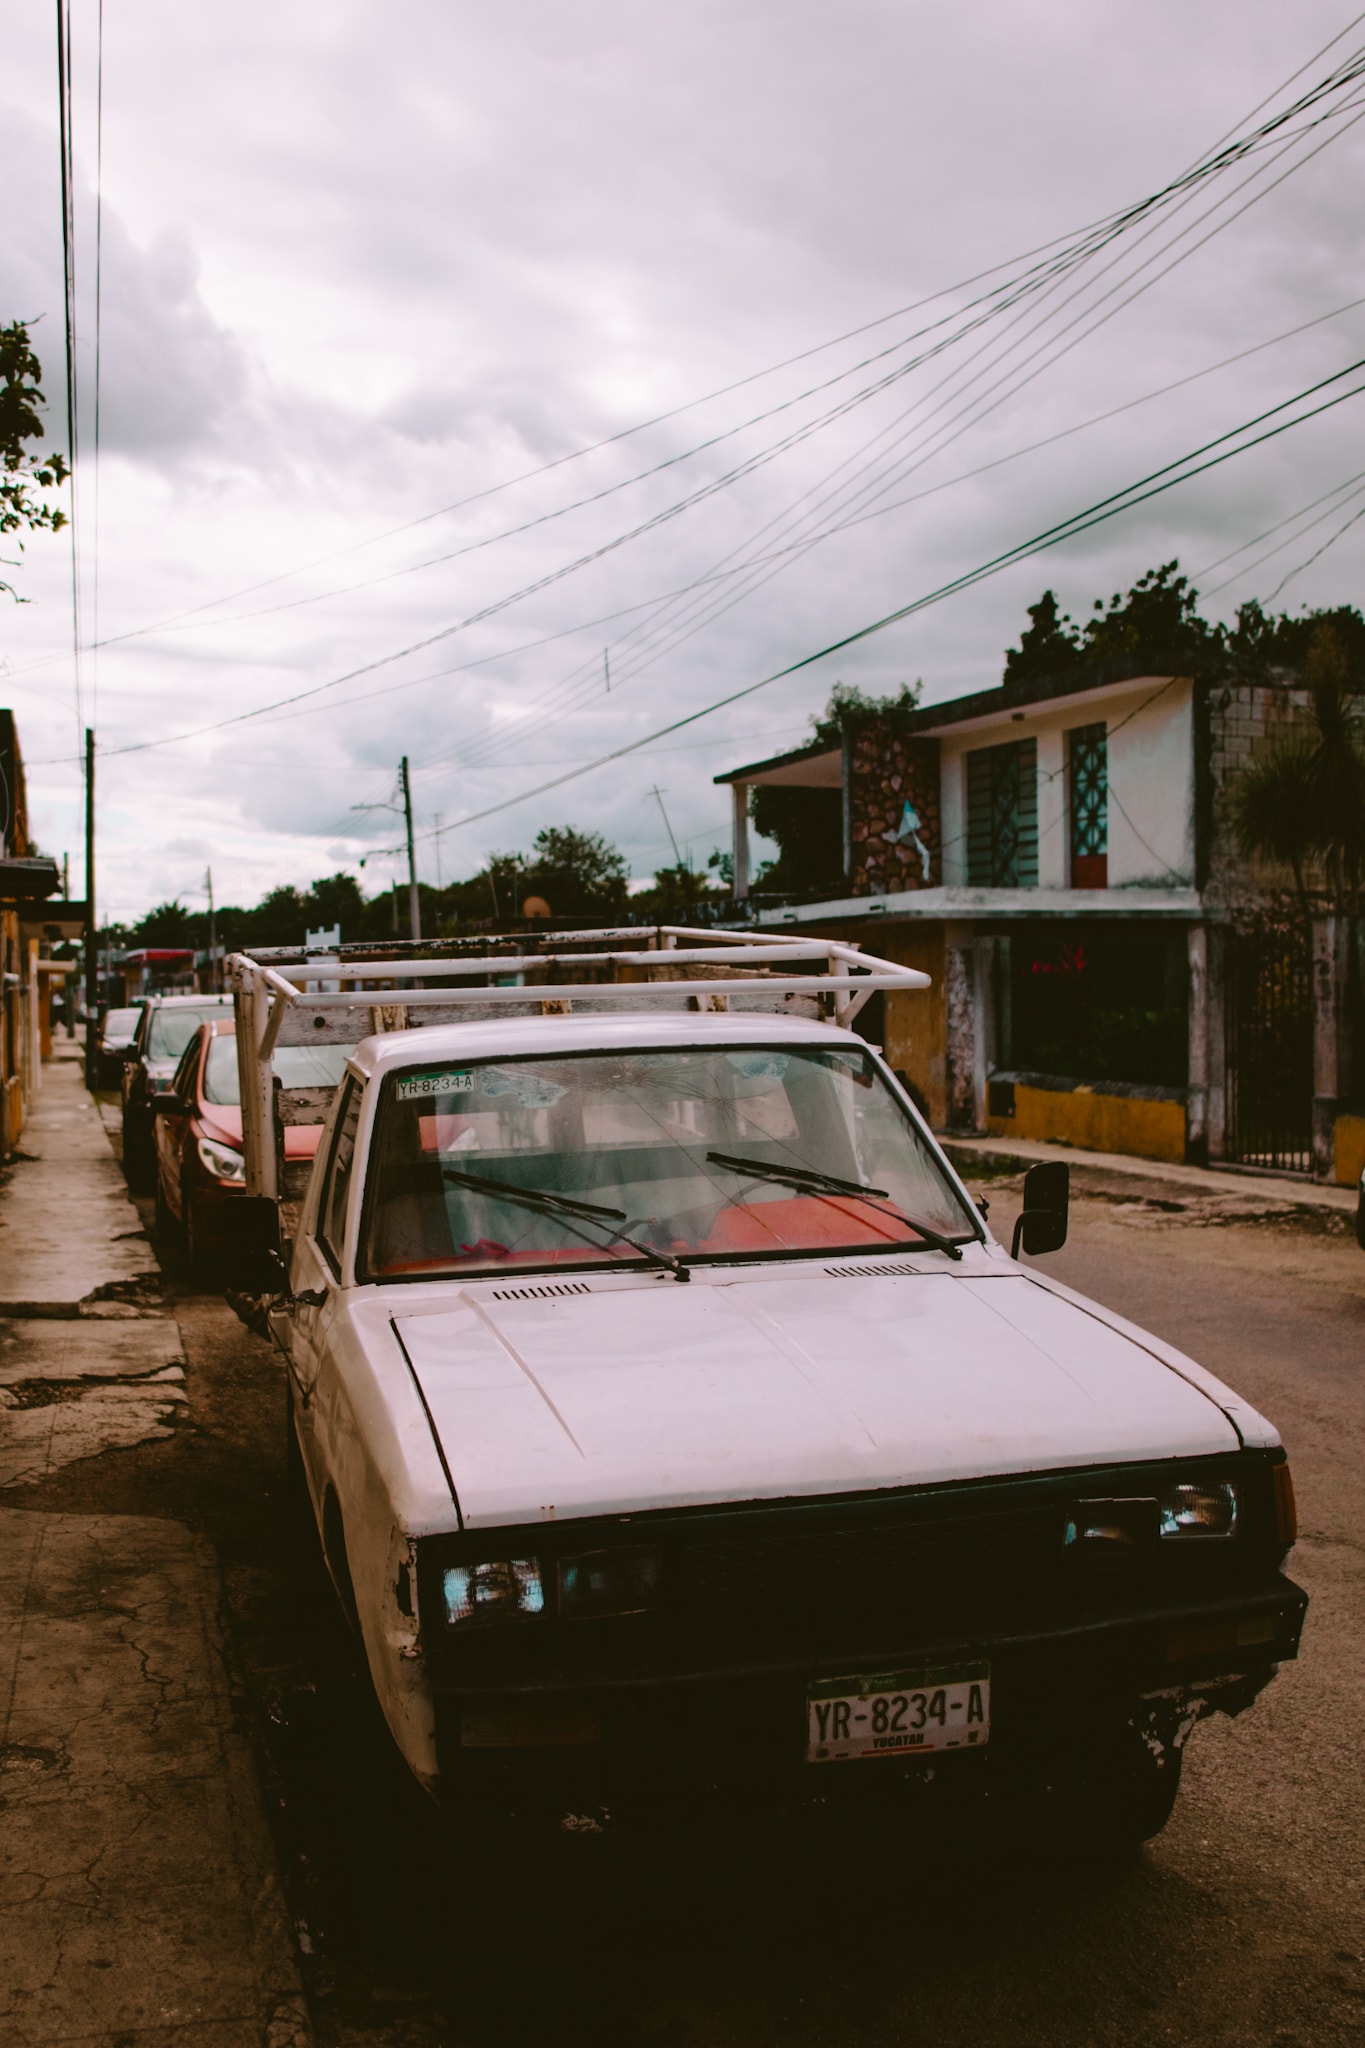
[985,1076,1187,1163]
[1334,1114,1365,1188]
[873,922,947,1125]
[937,678,1195,890]
[1205,681,1318,910]
[794,916,948,1125]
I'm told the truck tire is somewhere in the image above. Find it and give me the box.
[123,1109,154,1193]
[1073,1745,1184,1857]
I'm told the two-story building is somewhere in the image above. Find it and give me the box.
[1,711,65,1154]
[717,659,1362,1184]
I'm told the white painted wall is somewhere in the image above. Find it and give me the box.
[931,677,1194,892]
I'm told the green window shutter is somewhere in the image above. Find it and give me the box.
[966,739,1037,887]
[966,749,995,885]
[1068,722,1108,860]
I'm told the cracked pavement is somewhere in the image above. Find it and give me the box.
[0,1046,308,2047]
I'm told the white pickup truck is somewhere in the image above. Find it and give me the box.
[224,926,1305,1847]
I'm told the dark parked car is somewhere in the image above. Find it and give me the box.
[97,1005,143,1087]
[152,1019,353,1269]
[121,993,232,1191]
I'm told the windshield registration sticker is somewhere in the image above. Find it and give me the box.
[396,1070,476,1101]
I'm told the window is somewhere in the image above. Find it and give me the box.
[147,1001,230,1061]
[171,1033,202,1104]
[203,1036,356,1107]
[966,739,1037,887]
[1068,722,1108,888]
[358,1046,979,1282]
[318,1078,362,1273]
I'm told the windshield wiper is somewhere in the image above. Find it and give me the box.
[705,1150,965,1261]
[440,1164,689,1281]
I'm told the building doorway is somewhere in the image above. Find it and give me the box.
[1224,923,1313,1173]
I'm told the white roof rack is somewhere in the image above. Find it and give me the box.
[226,926,931,1199]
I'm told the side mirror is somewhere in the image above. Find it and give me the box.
[1011,1162,1069,1259]
[150,1093,186,1115]
[222,1193,288,1295]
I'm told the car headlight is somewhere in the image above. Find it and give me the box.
[1157,1479,1238,1539]
[558,1546,660,1619]
[198,1136,246,1182]
[1065,1477,1239,1550]
[443,1558,545,1627]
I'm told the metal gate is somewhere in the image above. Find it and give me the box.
[1225,925,1313,1172]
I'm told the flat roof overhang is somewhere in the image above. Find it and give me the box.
[714,741,842,788]
[754,885,1205,925]
[0,857,61,903]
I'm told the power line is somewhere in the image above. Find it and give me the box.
[91,0,105,735]
[1197,468,1365,593]
[31,25,1365,788]
[401,362,1365,847]
[18,21,1365,680]
[429,66,1365,785]
[54,0,82,746]
[1266,494,1365,599]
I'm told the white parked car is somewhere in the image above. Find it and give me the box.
[224,930,1305,1848]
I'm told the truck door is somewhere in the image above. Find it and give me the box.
[285,1077,361,1436]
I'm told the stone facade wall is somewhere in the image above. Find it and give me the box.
[944,942,976,1130]
[1204,679,1317,916]
[847,720,941,897]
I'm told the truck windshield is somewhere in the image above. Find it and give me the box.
[359,1045,979,1281]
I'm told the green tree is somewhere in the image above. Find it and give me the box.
[131,899,201,948]
[1078,561,1214,668]
[1,322,68,599]
[1004,563,1217,686]
[520,826,630,918]
[1002,589,1081,685]
[750,680,920,897]
[633,857,727,921]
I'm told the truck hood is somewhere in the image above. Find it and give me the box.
[391,1267,1242,1529]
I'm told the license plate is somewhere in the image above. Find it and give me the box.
[806,1663,990,1762]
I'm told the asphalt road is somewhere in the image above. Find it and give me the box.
[9,1165,1364,2048]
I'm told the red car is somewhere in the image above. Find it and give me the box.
[152,1019,354,1270]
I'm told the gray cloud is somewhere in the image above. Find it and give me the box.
[5,0,1365,923]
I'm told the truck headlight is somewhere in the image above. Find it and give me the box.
[558,1546,660,1619]
[443,1558,544,1627]
[198,1136,246,1182]
[1157,1480,1238,1539]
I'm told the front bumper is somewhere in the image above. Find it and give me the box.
[429,1570,1307,1820]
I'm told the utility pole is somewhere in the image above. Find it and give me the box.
[205,867,217,991]
[400,756,420,942]
[83,728,96,1086]
[649,784,683,868]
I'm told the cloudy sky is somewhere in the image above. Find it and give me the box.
[4,0,1365,924]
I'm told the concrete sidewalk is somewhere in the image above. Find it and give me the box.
[0,1512,309,2048]
[942,1130,1358,1215]
[0,1047,188,1488]
[0,1046,310,2047]
[0,1045,161,1316]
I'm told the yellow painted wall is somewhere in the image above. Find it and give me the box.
[987,1083,1186,1163]
[1334,1114,1365,1188]
[798,918,947,1124]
